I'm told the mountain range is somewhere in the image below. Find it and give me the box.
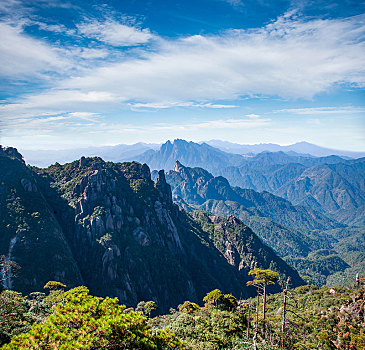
[0,146,302,312]
[19,139,364,168]
[20,143,160,168]
[2,138,364,305]
[204,140,365,158]
[163,161,364,285]
[138,140,365,226]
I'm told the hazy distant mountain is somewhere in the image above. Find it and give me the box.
[138,140,365,226]
[135,139,245,172]
[275,160,365,226]
[219,156,365,226]
[20,139,364,168]
[205,140,365,158]
[138,140,350,174]
[20,143,160,167]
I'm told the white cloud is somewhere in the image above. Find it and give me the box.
[68,112,100,121]
[76,48,109,59]
[276,107,365,114]
[129,101,238,110]
[1,90,118,113]
[1,12,365,133]
[34,21,76,35]
[77,19,155,46]
[0,14,365,108]
[83,115,271,134]
[0,22,70,77]
[53,13,365,106]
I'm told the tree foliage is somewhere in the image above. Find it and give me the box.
[43,281,66,291]
[203,289,224,307]
[2,283,364,350]
[0,256,20,286]
[247,269,279,288]
[0,291,29,345]
[178,301,200,314]
[144,301,158,317]
[2,286,183,350]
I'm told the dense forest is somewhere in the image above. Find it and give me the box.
[1,274,364,349]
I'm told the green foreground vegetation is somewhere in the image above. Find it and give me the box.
[1,274,364,350]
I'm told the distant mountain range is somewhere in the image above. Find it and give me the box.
[139,140,365,226]
[20,143,160,168]
[135,139,244,174]
[2,143,364,293]
[165,161,340,257]
[20,139,364,168]
[20,139,365,226]
[6,139,364,289]
[204,140,365,158]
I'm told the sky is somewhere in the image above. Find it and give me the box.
[0,0,364,151]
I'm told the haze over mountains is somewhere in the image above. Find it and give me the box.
[204,140,365,158]
[21,143,161,168]
[20,140,365,168]
[136,140,365,227]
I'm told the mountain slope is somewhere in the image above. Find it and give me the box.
[0,146,83,293]
[0,147,303,312]
[276,161,365,225]
[164,161,365,285]
[166,161,342,257]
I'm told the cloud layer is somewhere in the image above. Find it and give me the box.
[77,19,155,46]
[0,7,364,150]
[2,12,364,114]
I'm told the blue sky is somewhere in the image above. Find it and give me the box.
[0,0,364,151]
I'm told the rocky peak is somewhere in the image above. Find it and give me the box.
[0,145,24,163]
[160,140,173,155]
[155,170,173,206]
[79,156,87,168]
[174,160,184,172]
[120,162,151,181]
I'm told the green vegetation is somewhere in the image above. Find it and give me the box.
[1,149,364,349]
[247,268,279,321]
[1,276,364,349]
[260,284,365,349]
[0,285,60,346]
[151,282,365,349]
[2,286,183,350]
[166,162,365,287]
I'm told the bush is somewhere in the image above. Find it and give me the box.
[2,286,183,350]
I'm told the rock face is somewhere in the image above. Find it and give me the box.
[1,148,304,312]
[0,146,83,294]
[191,213,303,287]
